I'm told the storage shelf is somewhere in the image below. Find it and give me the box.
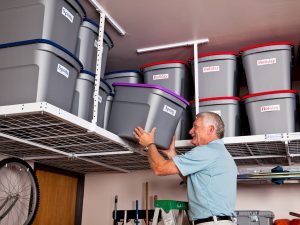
[1,102,300,173]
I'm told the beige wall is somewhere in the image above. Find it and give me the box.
[82,170,300,225]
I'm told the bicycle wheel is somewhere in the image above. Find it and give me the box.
[0,157,39,225]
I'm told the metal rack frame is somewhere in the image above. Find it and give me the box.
[1,102,300,173]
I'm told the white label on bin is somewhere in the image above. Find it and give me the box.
[57,64,69,78]
[153,74,169,80]
[62,7,74,23]
[257,58,277,66]
[98,95,103,103]
[203,66,220,73]
[163,105,176,116]
[210,110,222,117]
[261,104,280,112]
[94,40,98,48]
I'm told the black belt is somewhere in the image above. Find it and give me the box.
[194,216,232,224]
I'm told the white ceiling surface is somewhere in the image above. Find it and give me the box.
[82,0,300,72]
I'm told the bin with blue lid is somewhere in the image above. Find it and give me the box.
[76,18,114,75]
[0,39,81,112]
[97,79,113,128]
[240,42,293,93]
[71,70,95,121]
[104,70,142,92]
[189,52,239,98]
[190,96,241,137]
[107,83,189,149]
[0,0,86,54]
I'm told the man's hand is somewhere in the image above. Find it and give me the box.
[161,136,177,159]
[133,127,156,148]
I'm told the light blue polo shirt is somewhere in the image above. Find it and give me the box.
[173,139,237,220]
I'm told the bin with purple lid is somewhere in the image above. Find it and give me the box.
[240,42,294,93]
[107,83,189,149]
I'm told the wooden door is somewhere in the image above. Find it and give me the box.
[32,167,83,225]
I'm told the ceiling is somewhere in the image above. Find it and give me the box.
[81,0,300,72]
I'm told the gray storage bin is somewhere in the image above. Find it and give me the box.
[191,96,240,137]
[235,210,274,225]
[243,90,297,135]
[108,83,189,149]
[103,95,114,130]
[76,18,114,74]
[0,0,86,54]
[174,107,192,140]
[0,39,82,112]
[240,42,293,93]
[104,70,142,91]
[141,60,192,99]
[71,70,95,121]
[97,79,113,128]
[189,52,238,98]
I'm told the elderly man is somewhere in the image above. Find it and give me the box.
[134,112,237,225]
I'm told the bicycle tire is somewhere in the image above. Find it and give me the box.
[0,157,40,225]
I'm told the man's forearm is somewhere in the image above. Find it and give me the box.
[147,144,167,170]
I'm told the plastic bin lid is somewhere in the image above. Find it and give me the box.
[140,60,188,70]
[81,70,95,77]
[100,78,113,94]
[189,96,240,104]
[240,42,294,53]
[105,70,140,76]
[188,52,238,61]
[242,90,298,100]
[112,82,189,105]
[0,39,83,69]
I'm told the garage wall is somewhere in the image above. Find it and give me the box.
[82,170,300,225]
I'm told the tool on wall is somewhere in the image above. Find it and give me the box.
[135,200,139,225]
[146,182,149,225]
[114,195,118,225]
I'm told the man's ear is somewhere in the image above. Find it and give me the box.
[208,125,215,135]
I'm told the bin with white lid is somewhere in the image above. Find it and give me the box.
[76,18,114,74]
[240,42,293,93]
[104,70,142,92]
[0,0,86,54]
[97,79,113,128]
[71,70,95,121]
[107,83,190,149]
[0,39,82,112]
[242,90,297,135]
[190,96,240,137]
[141,60,192,99]
[189,52,239,98]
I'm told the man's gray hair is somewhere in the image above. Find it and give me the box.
[196,112,225,139]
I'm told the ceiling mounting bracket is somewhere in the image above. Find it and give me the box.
[89,0,126,36]
[137,38,209,115]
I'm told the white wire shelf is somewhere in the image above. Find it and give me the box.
[1,102,300,173]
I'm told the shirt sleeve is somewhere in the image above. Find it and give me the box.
[172,146,217,176]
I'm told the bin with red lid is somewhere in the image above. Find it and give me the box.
[242,90,297,135]
[240,42,294,93]
[190,96,240,137]
[189,52,239,99]
[141,60,193,99]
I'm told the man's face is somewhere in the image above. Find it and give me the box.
[189,117,209,146]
